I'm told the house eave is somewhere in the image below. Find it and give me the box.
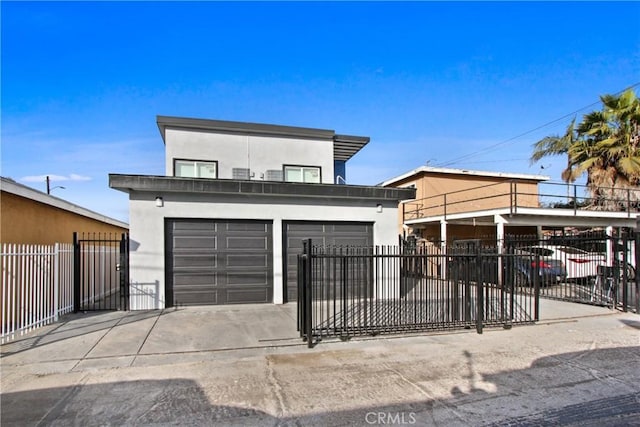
[109,174,415,201]
[380,166,550,187]
[156,116,369,163]
[1,176,129,229]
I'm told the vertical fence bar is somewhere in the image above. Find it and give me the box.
[534,253,540,321]
[636,229,640,314]
[475,245,484,334]
[73,232,80,313]
[1,244,6,340]
[303,239,313,348]
[54,243,60,322]
[20,245,26,334]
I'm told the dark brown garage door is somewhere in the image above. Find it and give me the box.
[284,221,373,302]
[166,219,273,306]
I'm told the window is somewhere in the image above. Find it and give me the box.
[284,166,321,183]
[174,160,217,179]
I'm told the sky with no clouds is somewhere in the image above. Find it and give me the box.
[2,1,639,223]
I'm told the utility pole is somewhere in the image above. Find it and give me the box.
[46,176,65,195]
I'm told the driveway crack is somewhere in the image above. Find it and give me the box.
[266,356,287,416]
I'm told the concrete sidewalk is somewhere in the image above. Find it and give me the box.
[1,300,639,426]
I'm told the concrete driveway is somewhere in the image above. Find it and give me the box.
[1,301,639,426]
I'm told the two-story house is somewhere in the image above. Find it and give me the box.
[110,116,414,309]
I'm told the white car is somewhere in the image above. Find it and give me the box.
[520,245,606,280]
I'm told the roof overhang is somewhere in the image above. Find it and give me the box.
[333,134,369,161]
[1,177,129,229]
[109,174,415,202]
[380,166,550,187]
[156,115,369,162]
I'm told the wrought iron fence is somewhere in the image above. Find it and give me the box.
[508,231,639,312]
[73,232,129,311]
[298,232,640,347]
[297,239,538,347]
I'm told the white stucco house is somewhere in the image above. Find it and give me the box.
[110,116,415,309]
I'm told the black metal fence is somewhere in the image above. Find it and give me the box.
[298,232,640,347]
[73,232,129,311]
[297,239,538,347]
[516,231,639,312]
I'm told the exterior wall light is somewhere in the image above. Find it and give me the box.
[376,204,383,213]
[155,196,164,207]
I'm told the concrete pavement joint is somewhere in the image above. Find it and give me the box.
[70,322,118,372]
[266,356,287,416]
[130,309,165,367]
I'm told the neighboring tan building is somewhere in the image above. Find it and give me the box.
[1,177,129,245]
[380,166,640,244]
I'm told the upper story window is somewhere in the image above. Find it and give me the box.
[284,165,321,183]
[174,159,218,179]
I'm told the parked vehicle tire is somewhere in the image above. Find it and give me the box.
[621,263,636,281]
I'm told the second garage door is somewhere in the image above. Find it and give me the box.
[284,221,373,302]
[166,219,273,306]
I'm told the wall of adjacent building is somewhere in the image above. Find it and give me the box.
[391,172,542,236]
[1,191,128,245]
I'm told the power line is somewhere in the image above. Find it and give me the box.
[436,82,640,168]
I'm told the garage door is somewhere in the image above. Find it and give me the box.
[166,219,273,306]
[284,222,373,302]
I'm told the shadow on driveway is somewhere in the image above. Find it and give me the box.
[2,346,639,426]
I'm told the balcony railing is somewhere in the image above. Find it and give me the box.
[403,181,640,222]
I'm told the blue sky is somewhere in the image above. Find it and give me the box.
[2,1,639,223]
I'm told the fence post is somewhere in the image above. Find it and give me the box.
[54,243,60,321]
[297,255,303,334]
[636,229,640,314]
[621,233,628,312]
[534,253,540,321]
[341,247,348,334]
[119,233,129,311]
[303,239,313,348]
[475,246,483,334]
[73,232,80,313]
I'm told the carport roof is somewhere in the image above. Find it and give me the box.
[404,206,640,229]
[109,174,415,201]
[156,115,369,162]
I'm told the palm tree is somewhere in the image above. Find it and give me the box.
[530,117,577,183]
[530,117,577,203]
[531,89,640,211]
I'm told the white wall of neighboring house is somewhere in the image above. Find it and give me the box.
[127,193,399,309]
[164,128,335,183]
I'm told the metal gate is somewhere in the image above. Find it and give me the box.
[73,232,129,311]
[298,239,538,347]
[505,232,639,313]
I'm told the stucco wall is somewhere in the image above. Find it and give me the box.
[127,192,400,309]
[164,129,335,183]
[1,192,128,245]
[391,172,542,234]
[403,173,540,218]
